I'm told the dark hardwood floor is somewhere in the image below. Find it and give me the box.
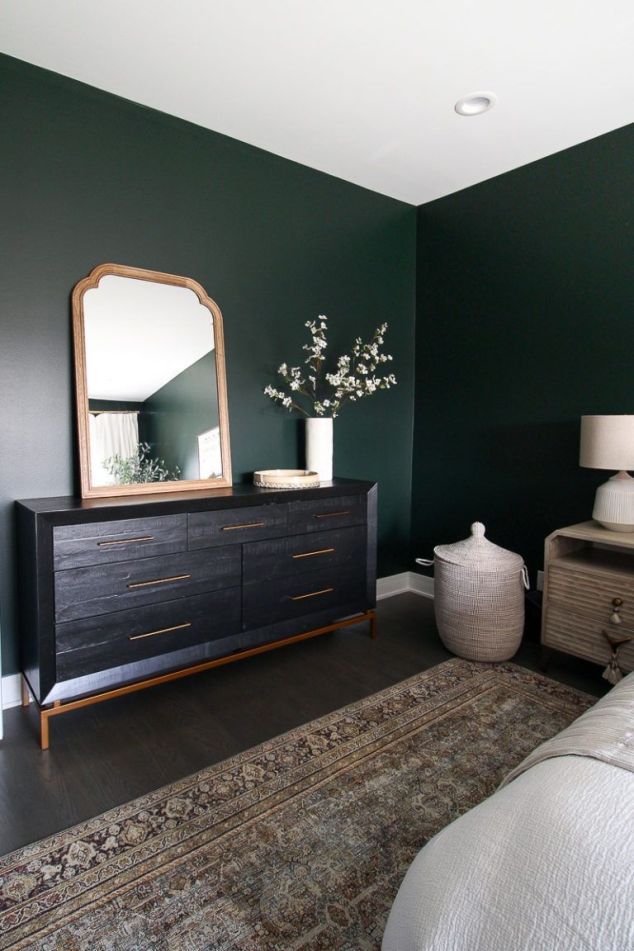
[0,593,608,856]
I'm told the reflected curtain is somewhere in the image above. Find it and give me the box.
[89,412,139,485]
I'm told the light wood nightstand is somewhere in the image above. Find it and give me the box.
[541,521,634,678]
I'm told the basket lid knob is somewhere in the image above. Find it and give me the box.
[433,521,524,571]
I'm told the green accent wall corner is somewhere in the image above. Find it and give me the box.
[412,123,634,578]
[1,49,631,678]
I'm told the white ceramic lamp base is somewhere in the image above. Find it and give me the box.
[593,471,634,532]
[305,417,333,482]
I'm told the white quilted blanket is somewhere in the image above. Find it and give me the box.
[383,673,634,951]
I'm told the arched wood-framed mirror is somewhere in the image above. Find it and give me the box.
[72,263,232,498]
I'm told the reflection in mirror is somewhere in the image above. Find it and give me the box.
[73,265,231,498]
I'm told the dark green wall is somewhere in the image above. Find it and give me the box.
[3,51,627,678]
[412,124,634,579]
[0,54,416,673]
[143,351,219,480]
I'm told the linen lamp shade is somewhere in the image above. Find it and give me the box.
[579,415,634,470]
[579,415,634,532]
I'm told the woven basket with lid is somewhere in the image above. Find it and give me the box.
[418,522,528,662]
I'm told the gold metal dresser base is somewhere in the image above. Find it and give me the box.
[22,609,377,750]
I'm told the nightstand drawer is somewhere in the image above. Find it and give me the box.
[243,564,366,628]
[288,495,366,534]
[243,526,365,584]
[188,504,287,549]
[543,605,634,671]
[53,515,187,570]
[55,547,241,622]
[548,562,634,627]
[56,589,241,679]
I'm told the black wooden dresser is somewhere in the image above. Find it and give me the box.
[17,480,377,748]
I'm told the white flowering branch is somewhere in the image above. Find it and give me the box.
[264,316,396,418]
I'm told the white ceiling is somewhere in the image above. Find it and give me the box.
[84,275,214,402]
[1,1,633,204]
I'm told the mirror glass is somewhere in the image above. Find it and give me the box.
[73,265,232,497]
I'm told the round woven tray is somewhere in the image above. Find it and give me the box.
[253,469,320,489]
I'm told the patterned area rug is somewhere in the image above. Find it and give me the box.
[0,660,591,950]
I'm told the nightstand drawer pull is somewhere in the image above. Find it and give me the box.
[289,586,334,601]
[128,622,192,641]
[127,573,191,590]
[221,521,265,532]
[610,597,625,625]
[291,547,335,560]
[313,511,350,520]
[97,535,155,547]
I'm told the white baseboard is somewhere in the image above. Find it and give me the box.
[376,572,412,600]
[376,570,434,601]
[1,673,24,711]
[407,571,435,598]
[1,574,433,710]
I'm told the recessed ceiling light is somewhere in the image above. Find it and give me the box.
[454,92,497,116]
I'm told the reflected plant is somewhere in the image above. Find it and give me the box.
[103,442,180,484]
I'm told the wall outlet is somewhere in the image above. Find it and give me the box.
[536,570,544,592]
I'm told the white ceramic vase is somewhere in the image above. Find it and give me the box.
[305,417,333,482]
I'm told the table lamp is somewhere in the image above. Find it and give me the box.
[579,415,634,531]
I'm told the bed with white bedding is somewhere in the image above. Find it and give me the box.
[383,672,634,951]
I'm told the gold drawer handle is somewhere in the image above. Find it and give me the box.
[127,573,191,589]
[292,547,335,560]
[98,535,155,547]
[289,586,334,601]
[313,511,350,520]
[221,521,265,531]
[129,622,192,641]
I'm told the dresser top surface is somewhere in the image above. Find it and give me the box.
[17,478,376,521]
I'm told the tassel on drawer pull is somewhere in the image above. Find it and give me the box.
[601,626,633,685]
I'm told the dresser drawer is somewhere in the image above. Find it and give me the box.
[543,605,634,672]
[287,495,366,534]
[243,564,366,629]
[547,561,634,627]
[188,504,287,549]
[243,526,365,584]
[53,515,187,570]
[55,547,241,622]
[56,589,241,679]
